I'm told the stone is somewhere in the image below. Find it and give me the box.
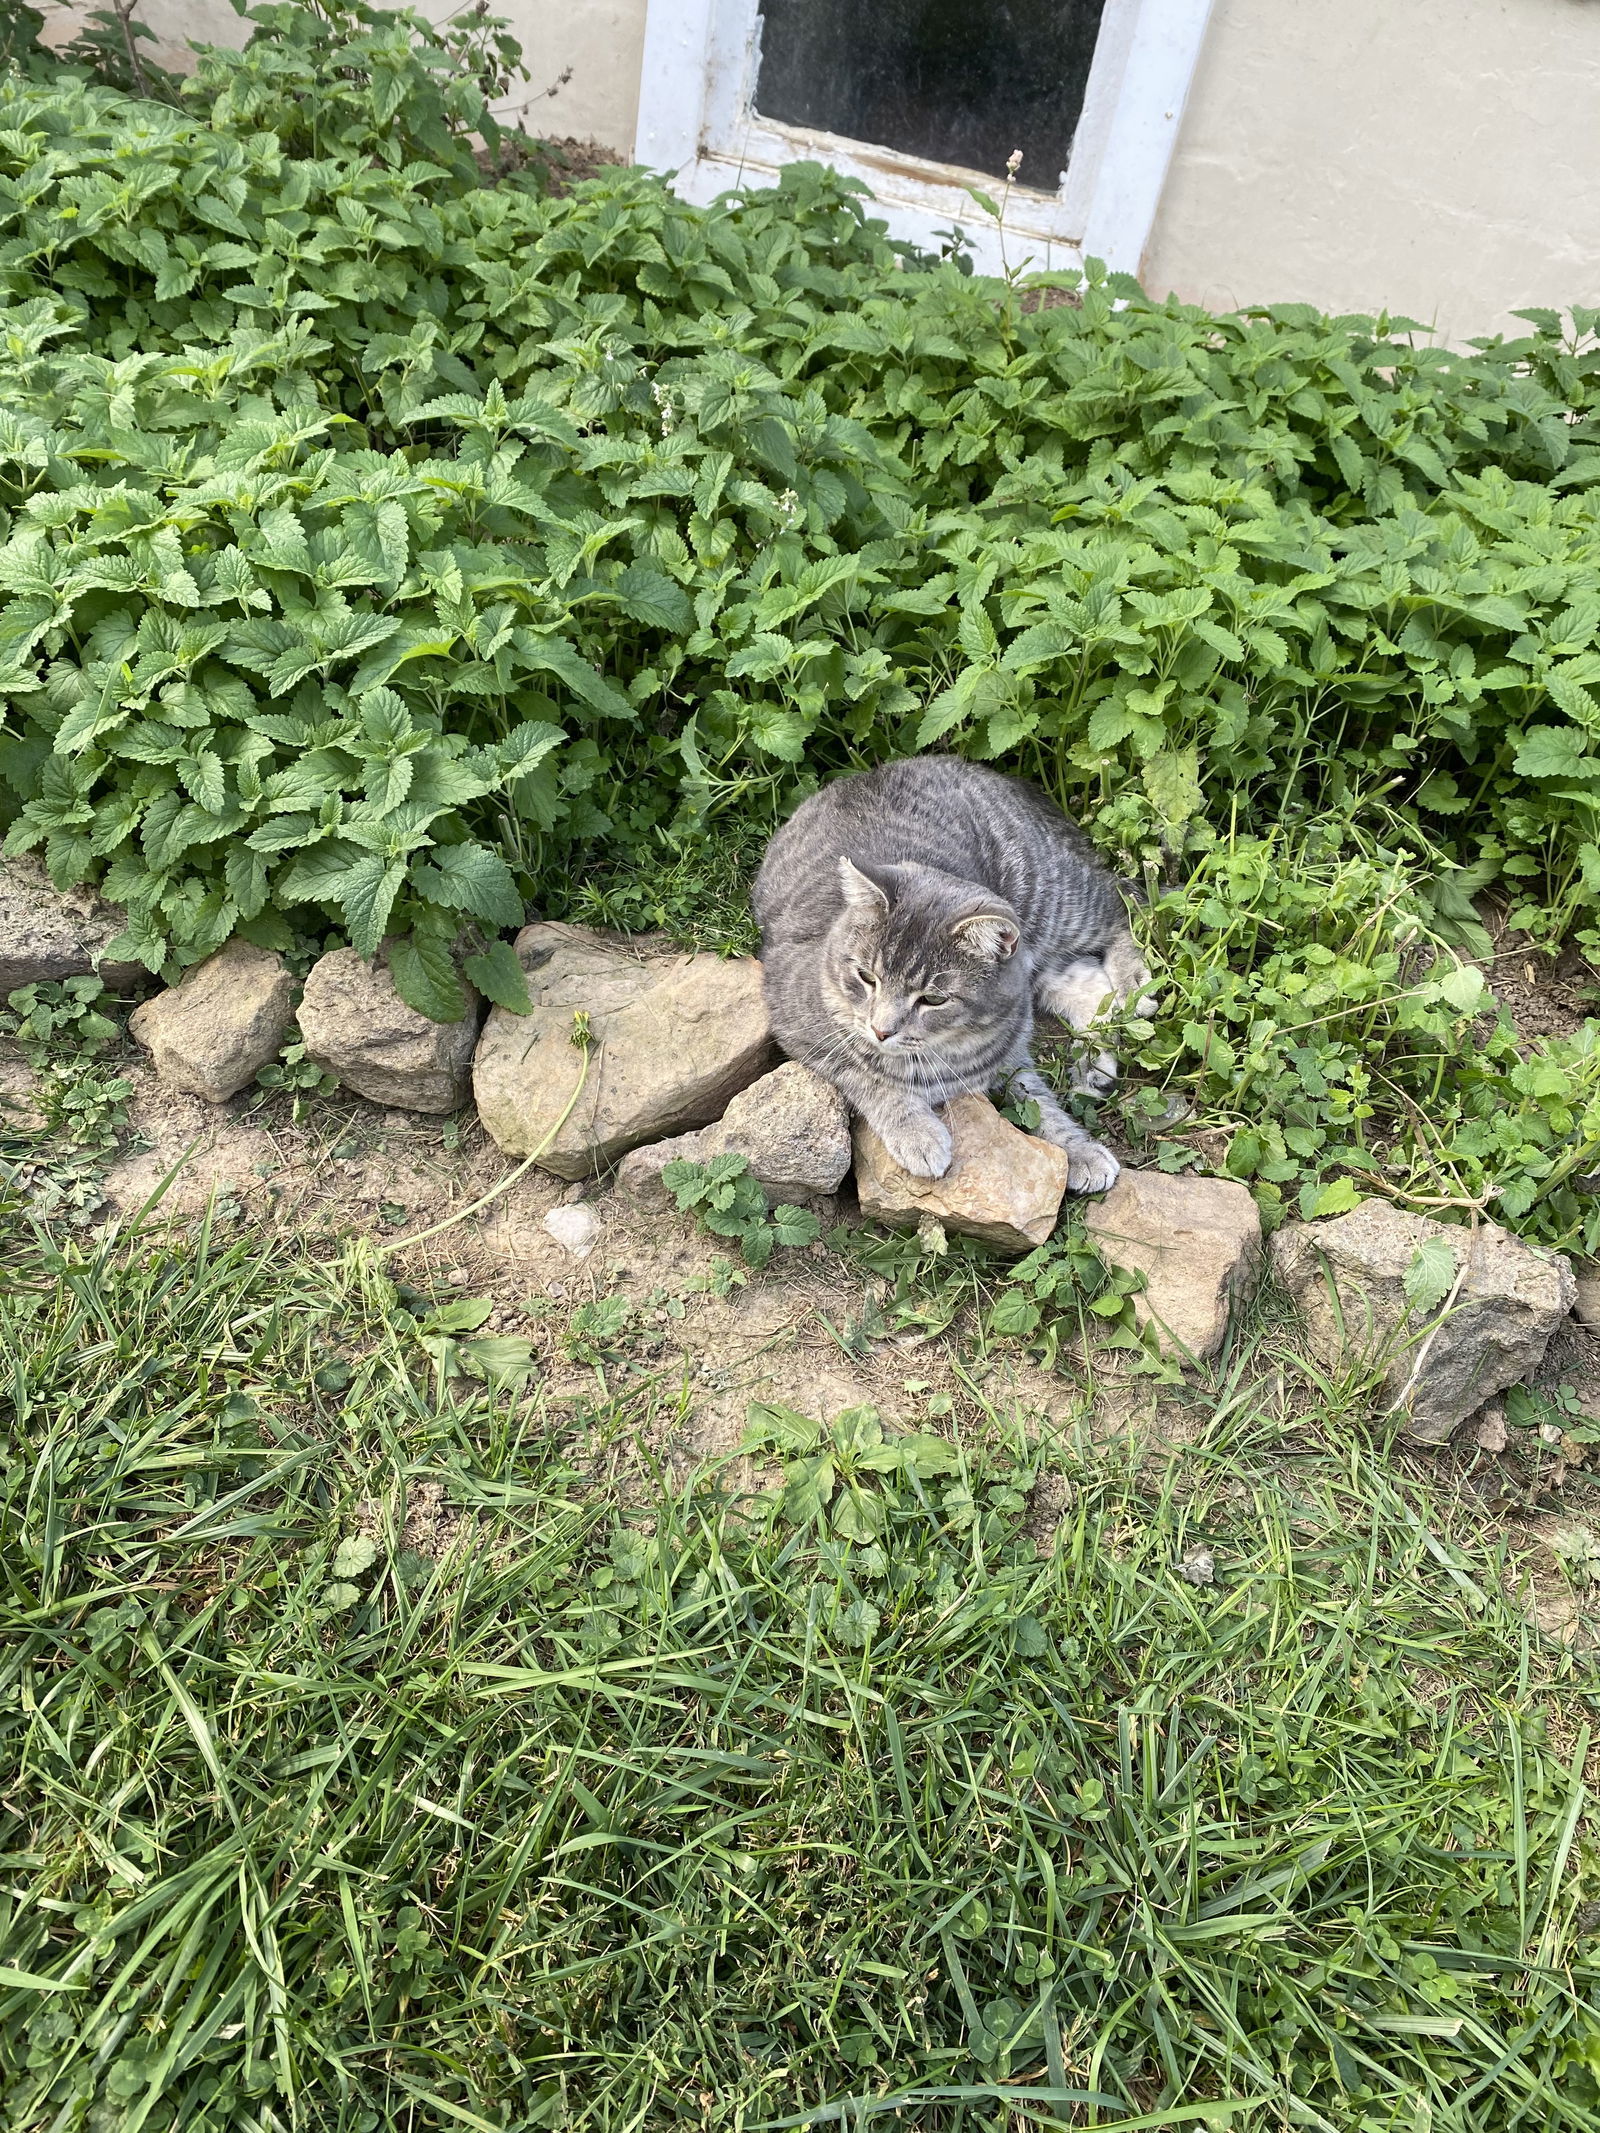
[615,1062,851,1211]
[299,949,478,1113]
[0,853,142,995]
[615,1127,709,1210]
[1474,1400,1509,1453]
[1085,1169,1262,1361]
[472,922,774,1178]
[1575,1266,1600,1331]
[127,939,293,1103]
[712,1062,852,1201]
[1271,1203,1577,1443]
[852,1093,1069,1252]
[543,1203,599,1258]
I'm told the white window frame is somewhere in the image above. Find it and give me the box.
[635,0,1213,279]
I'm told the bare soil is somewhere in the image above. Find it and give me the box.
[88,1053,1145,1477]
[10,1033,1600,1639]
[1475,899,1599,1046]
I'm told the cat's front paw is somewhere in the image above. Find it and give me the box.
[876,1108,953,1179]
[1065,1135,1120,1195]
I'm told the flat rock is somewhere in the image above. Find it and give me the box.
[473,922,774,1178]
[127,939,293,1103]
[853,1093,1069,1252]
[1085,1170,1262,1361]
[1575,1267,1600,1332]
[617,1062,851,1210]
[299,949,478,1113]
[0,853,142,995]
[1271,1202,1577,1442]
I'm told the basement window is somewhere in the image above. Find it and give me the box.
[636,0,1214,276]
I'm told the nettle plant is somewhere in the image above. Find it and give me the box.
[0,321,568,1014]
[0,0,1596,1237]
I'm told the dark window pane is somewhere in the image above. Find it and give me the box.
[753,0,1107,188]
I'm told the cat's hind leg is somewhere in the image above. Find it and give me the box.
[1005,1065,1119,1194]
[1035,938,1155,1097]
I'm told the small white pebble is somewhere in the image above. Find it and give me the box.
[543,1204,600,1258]
[1540,1422,1565,1447]
[444,1267,470,1286]
[1178,1546,1216,1587]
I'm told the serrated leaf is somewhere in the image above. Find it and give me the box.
[520,636,633,720]
[332,1535,379,1579]
[224,843,269,920]
[415,843,524,929]
[615,561,692,633]
[339,854,406,960]
[1306,1177,1364,1219]
[389,931,468,1023]
[1513,724,1593,779]
[834,1597,880,1649]
[1403,1234,1458,1318]
[770,1204,821,1248]
[1436,962,1490,1015]
[463,937,532,1013]
[1141,745,1202,825]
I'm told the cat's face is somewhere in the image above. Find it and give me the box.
[821,858,1027,1076]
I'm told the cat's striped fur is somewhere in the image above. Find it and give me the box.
[752,758,1152,1191]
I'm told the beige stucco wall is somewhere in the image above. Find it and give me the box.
[39,0,647,153]
[1145,0,1600,345]
[492,0,646,149]
[34,0,1600,343]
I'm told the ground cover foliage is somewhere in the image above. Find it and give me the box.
[0,2,1598,1245]
[2,1202,1599,2132]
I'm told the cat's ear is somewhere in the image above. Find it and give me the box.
[838,856,890,913]
[951,909,1020,962]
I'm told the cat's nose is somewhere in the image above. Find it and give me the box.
[870,1019,896,1042]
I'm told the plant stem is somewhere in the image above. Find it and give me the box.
[378,1041,592,1257]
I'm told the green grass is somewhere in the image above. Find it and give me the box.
[3,1196,1599,2131]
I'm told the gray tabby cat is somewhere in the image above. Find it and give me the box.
[752,758,1152,1192]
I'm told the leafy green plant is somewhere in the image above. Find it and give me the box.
[0,974,117,1063]
[563,1292,632,1364]
[0,0,1596,1250]
[1125,818,1600,1254]
[662,1150,821,1267]
[406,1285,534,1386]
[252,1033,336,1117]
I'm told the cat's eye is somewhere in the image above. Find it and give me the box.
[918,991,949,1008]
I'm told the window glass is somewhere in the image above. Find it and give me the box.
[753,0,1108,188]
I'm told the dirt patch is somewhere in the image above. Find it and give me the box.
[63,1043,1191,1474]
[0,1052,42,1131]
[1475,900,1598,1046]
[478,133,626,194]
[1506,1511,1600,1647]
